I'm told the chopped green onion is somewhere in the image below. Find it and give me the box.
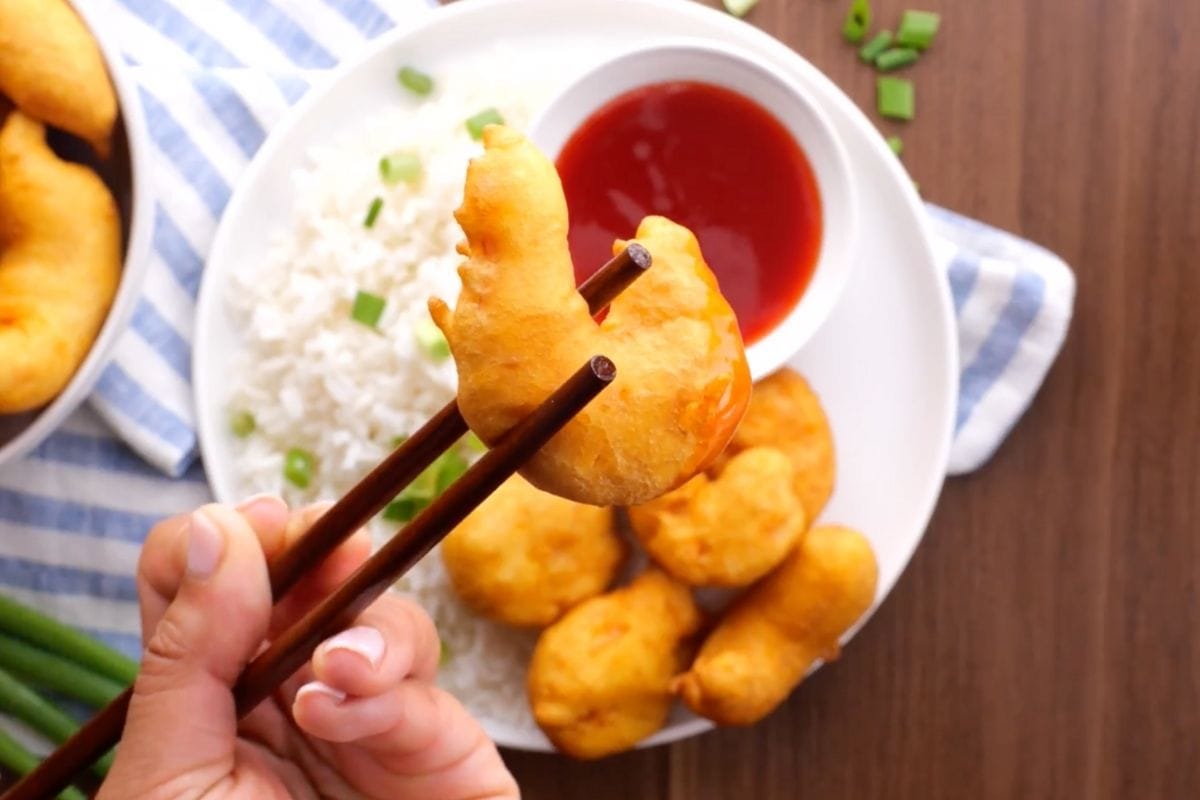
[896,10,940,50]
[465,107,504,141]
[230,410,256,438]
[381,449,469,524]
[876,46,920,71]
[464,432,487,453]
[383,495,424,523]
[435,451,469,495]
[439,639,452,666]
[379,152,423,186]
[0,633,126,709]
[363,196,384,228]
[0,728,88,800]
[284,448,316,489]
[859,30,893,63]
[0,595,138,684]
[415,316,451,361]
[877,76,915,121]
[397,65,434,96]
[887,136,904,156]
[351,290,387,328]
[722,0,758,17]
[842,0,872,44]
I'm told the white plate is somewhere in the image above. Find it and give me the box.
[194,0,957,753]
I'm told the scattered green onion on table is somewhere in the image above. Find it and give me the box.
[896,10,941,49]
[842,0,872,44]
[722,0,759,17]
[859,30,893,63]
[877,76,915,121]
[875,46,920,72]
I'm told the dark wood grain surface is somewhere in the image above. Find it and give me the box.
[501,0,1200,797]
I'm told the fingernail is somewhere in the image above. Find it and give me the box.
[236,493,286,516]
[297,681,346,704]
[321,626,385,668]
[236,493,288,533]
[185,510,224,579]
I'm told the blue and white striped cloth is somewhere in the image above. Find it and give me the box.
[0,0,1073,655]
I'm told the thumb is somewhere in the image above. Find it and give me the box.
[102,506,273,798]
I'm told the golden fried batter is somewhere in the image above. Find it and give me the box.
[527,569,701,758]
[0,112,121,413]
[441,475,625,627]
[627,447,807,587]
[431,126,750,507]
[715,368,835,521]
[674,525,877,726]
[0,0,117,156]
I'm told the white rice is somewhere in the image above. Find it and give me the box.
[226,51,559,733]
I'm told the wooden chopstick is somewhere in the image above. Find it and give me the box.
[233,355,615,713]
[3,245,648,800]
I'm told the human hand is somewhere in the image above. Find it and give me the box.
[97,497,518,800]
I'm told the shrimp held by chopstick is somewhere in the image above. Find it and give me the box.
[0,111,121,414]
[430,125,750,506]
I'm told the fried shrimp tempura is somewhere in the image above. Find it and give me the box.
[527,569,701,758]
[0,0,117,156]
[674,525,877,726]
[714,368,836,521]
[430,126,750,507]
[627,447,807,587]
[441,475,626,628]
[0,112,121,413]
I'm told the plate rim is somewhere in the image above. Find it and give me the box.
[194,0,958,753]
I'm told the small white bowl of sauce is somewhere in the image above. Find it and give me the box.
[530,39,857,379]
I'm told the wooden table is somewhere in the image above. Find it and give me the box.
[504,0,1200,797]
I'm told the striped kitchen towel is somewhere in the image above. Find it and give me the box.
[0,0,1073,652]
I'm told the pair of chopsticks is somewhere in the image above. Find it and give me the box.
[4,244,652,800]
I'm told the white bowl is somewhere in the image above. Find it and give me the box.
[529,38,858,380]
[0,1,154,468]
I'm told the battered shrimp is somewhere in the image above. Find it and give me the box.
[674,525,877,726]
[441,475,626,627]
[627,447,808,587]
[0,112,121,413]
[714,368,836,521]
[430,126,750,507]
[0,0,117,156]
[527,569,702,759]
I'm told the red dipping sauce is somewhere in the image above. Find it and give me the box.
[557,80,822,344]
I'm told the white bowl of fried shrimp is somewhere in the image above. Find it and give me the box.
[530,39,858,379]
[0,0,153,468]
